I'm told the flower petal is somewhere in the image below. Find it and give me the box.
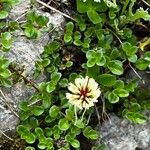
[68,83,80,94]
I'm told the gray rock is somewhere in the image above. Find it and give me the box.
[0,0,65,133]
[100,113,150,150]
[10,0,30,21]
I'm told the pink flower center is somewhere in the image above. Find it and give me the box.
[79,87,91,104]
[80,87,88,98]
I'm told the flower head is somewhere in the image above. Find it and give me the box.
[66,76,101,109]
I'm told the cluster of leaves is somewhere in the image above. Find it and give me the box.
[17,38,101,149]
[0,0,19,19]
[68,0,150,124]
[22,10,50,39]
[0,0,19,51]
[17,99,99,150]
[0,55,11,87]
[0,1,20,87]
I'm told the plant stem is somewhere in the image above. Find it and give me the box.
[108,28,123,44]
[141,0,150,7]
[0,129,14,141]
[121,0,130,16]
[129,63,145,84]
[74,105,78,123]
[81,108,86,121]
[10,66,40,92]
[94,104,101,129]
[36,0,76,21]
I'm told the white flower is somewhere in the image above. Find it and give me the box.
[66,76,101,109]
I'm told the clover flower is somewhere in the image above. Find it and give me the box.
[66,76,101,110]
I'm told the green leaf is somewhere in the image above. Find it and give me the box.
[87,65,99,79]
[96,56,106,66]
[0,10,8,19]
[0,78,12,87]
[19,101,29,111]
[87,10,101,24]
[35,127,45,139]
[28,117,39,128]
[74,31,81,40]
[53,125,61,139]
[31,106,44,116]
[25,133,36,144]
[127,8,150,22]
[44,41,60,54]
[65,109,75,121]
[46,81,56,93]
[70,139,80,148]
[92,144,109,150]
[17,125,36,144]
[113,80,124,89]
[114,89,129,97]
[58,118,70,131]
[103,0,117,8]
[0,69,11,78]
[128,54,137,63]
[125,112,147,124]
[36,15,49,27]
[51,71,62,84]
[64,34,72,43]
[83,126,98,140]
[110,48,120,60]
[42,95,51,109]
[1,32,14,49]
[97,74,116,87]
[59,78,68,87]
[96,29,103,41]
[65,61,73,68]
[125,80,138,92]
[122,42,138,56]
[38,142,46,149]
[25,146,35,150]
[77,0,107,13]
[130,102,141,112]
[70,126,81,136]
[87,57,96,67]
[45,115,55,123]
[49,105,59,118]
[19,110,30,120]
[107,60,124,75]
[135,58,149,70]
[86,50,106,67]
[108,92,119,103]
[75,120,85,129]
[66,22,74,33]
[77,0,89,13]
[24,27,40,39]
[41,59,51,67]
[44,128,53,137]
[26,11,36,22]
[17,125,29,135]
[144,51,150,61]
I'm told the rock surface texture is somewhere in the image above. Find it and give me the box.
[100,113,150,150]
[0,0,65,132]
